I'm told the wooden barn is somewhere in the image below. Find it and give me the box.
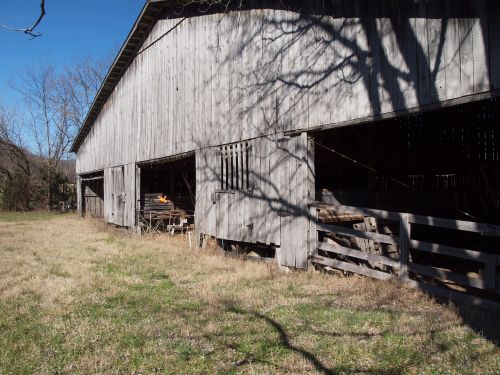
[72,0,500,309]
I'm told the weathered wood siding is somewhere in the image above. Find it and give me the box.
[103,165,136,227]
[196,132,313,267]
[76,176,82,217]
[77,1,498,173]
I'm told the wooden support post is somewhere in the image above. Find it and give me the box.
[308,206,318,257]
[399,213,411,282]
[306,135,316,267]
[135,165,141,231]
[76,176,83,217]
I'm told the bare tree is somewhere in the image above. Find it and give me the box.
[0,105,34,210]
[13,57,107,209]
[0,0,46,38]
[57,57,108,130]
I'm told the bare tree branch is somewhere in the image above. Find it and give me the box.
[0,0,46,39]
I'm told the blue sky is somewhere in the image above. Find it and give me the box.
[0,0,145,104]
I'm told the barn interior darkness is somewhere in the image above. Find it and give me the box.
[139,155,196,215]
[314,97,500,224]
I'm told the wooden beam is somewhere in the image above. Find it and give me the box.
[311,255,393,281]
[316,223,399,245]
[309,201,402,221]
[409,215,500,236]
[409,263,487,290]
[317,241,400,269]
[409,239,494,262]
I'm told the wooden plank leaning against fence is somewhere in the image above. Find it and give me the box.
[308,201,500,312]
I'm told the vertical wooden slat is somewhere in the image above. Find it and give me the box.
[473,0,490,93]
[426,1,447,101]
[399,213,411,282]
[135,165,141,230]
[307,136,317,259]
[443,0,460,100]
[76,176,83,217]
[459,0,475,97]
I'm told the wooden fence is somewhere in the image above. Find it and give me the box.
[309,202,500,312]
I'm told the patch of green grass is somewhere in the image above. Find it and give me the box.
[0,210,60,222]
[0,297,78,374]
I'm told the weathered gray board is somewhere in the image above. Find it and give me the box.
[76,176,82,217]
[277,133,313,269]
[103,164,136,227]
[76,2,499,174]
[196,132,313,268]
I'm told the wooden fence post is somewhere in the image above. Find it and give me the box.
[399,213,410,282]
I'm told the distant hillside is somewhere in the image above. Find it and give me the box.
[58,159,76,183]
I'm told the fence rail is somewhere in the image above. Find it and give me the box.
[309,201,500,312]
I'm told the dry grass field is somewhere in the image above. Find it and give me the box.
[0,213,499,374]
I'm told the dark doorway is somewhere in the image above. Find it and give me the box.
[138,154,196,231]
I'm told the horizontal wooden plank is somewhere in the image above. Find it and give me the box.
[409,240,493,262]
[318,241,400,269]
[318,210,364,224]
[311,255,393,281]
[409,263,487,290]
[316,223,399,245]
[310,202,402,221]
[480,227,500,237]
[80,176,104,182]
[405,279,500,313]
[409,215,500,236]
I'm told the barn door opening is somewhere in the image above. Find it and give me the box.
[80,171,104,218]
[137,153,195,233]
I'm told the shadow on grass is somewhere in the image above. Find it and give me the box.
[444,301,500,346]
[253,311,335,375]
[224,302,405,375]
